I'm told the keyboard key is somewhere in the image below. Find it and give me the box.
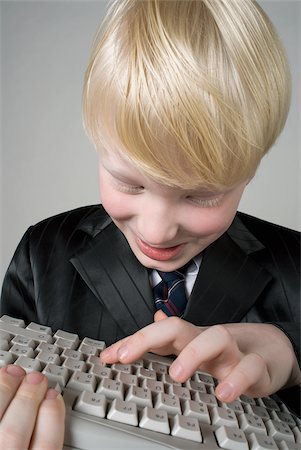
[278,441,301,450]
[170,414,202,442]
[292,426,301,443]
[0,330,11,341]
[11,335,36,348]
[184,379,207,393]
[61,349,84,361]
[26,322,52,335]
[136,367,157,380]
[238,413,267,435]
[0,315,25,327]
[247,432,278,450]
[0,350,14,366]
[139,407,170,434]
[130,358,144,368]
[14,356,42,373]
[107,398,138,426]
[167,384,191,400]
[270,410,296,428]
[239,394,256,405]
[211,406,238,427]
[215,425,248,450]
[62,358,87,372]
[36,342,61,354]
[115,371,138,387]
[9,344,35,359]
[36,350,61,366]
[147,361,168,374]
[78,343,99,356]
[96,378,124,400]
[194,392,218,407]
[265,419,294,442]
[81,337,106,351]
[195,372,215,386]
[161,373,181,385]
[153,392,181,415]
[89,365,112,380]
[67,371,96,392]
[141,378,164,394]
[125,385,153,408]
[54,330,80,345]
[182,399,210,424]
[42,363,69,387]
[111,363,133,374]
[55,337,77,351]
[222,400,245,414]
[245,404,271,420]
[86,355,105,366]
[0,321,53,343]
[257,397,280,411]
[0,339,9,351]
[74,391,106,418]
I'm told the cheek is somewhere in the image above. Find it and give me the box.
[186,203,238,238]
[99,179,134,221]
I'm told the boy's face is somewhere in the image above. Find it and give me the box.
[98,151,247,272]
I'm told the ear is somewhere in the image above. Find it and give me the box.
[154,310,168,322]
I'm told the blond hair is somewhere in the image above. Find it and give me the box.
[82,0,291,189]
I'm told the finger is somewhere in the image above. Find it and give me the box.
[0,372,48,450]
[99,336,131,364]
[0,365,26,420]
[215,352,270,402]
[111,317,199,364]
[169,325,242,383]
[154,310,167,322]
[30,389,65,450]
[101,312,171,364]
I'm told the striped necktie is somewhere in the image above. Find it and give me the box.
[154,267,188,317]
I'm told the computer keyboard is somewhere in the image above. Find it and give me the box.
[0,315,300,450]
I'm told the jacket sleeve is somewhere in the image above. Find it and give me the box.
[0,227,38,323]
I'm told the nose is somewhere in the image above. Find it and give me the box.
[136,198,179,245]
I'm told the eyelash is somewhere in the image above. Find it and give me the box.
[186,196,222,208]
[114,181,144,194]
[113,179,222,208]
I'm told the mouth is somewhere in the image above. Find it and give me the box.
[135,237,184,261]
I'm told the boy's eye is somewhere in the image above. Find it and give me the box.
[186,195,222,208]
[114,180,144,194]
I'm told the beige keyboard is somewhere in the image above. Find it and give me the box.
[0,314,300,450]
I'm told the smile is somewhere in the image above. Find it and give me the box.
[135,237,184,261]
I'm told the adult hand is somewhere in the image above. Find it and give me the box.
[100,311,301,403]
[0,365,65,450]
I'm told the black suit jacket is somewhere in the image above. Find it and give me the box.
[1,205,300,412]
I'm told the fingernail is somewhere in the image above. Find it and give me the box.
[216,382,234,401]
[25,372,45,384]
[169,362,184,380]
[45,389,60,400]
[5,364,25,377]
[117,345,129,361]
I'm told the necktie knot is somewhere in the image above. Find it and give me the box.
[154,266,189,317]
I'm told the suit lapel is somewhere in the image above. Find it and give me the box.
[184,216,272,325]
[70,221,155,336]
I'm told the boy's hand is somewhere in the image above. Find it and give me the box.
[0,365,65,449]
[100,312,301,403]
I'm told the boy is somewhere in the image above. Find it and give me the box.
[0,1,300,448]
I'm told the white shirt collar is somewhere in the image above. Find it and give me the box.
[149,254,202,296]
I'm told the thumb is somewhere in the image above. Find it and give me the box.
[154,310,168,322]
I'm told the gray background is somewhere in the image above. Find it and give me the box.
[1,0,300,284]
